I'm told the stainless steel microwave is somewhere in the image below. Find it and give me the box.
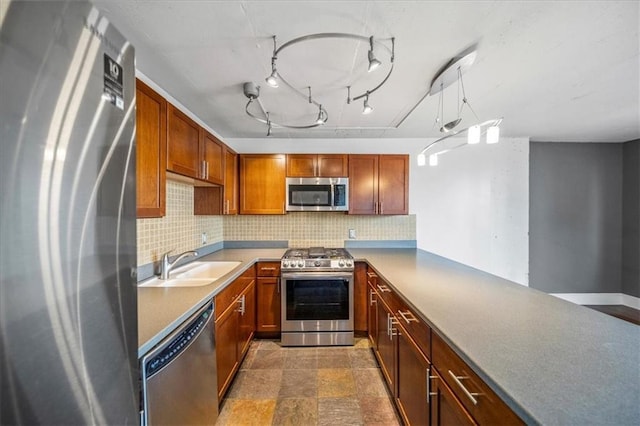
[286,177,349,211]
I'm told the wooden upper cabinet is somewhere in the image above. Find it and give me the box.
[379,155,409,215]
[348,154,408,215]
[167,103,202,179]
[223,146,238,215]
[239,154,286,214]
[201,131,224,185]
[348,155,379,215]
[286,154,348,177]
[136,79,167,218]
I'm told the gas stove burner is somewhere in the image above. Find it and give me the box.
[281,247,353,272]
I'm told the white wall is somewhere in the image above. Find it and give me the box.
[228,136,530,285]
[412,137,530,285]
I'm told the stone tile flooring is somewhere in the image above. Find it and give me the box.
[216,338,401,426]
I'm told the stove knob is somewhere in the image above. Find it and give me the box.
[282,261,289,268]
[347,260,353,267]
[298,261,304,267]
[314,260,321,267]
[338,260,345,267]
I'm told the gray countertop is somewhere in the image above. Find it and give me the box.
[137,248,286,356]
[138,247,640,425]
[348,249,640,426]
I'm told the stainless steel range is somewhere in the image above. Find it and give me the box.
[280,247,354,346]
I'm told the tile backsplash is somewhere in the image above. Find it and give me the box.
[137,180,416,266]
[137,180,223,266]
[223,212,415,248]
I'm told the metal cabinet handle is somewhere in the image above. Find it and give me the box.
[225,199,230,214]
[426,367,438,403]
[398,310,418,324]
[448,370,480,405]
[389,317,399,338]
[238,294,246,315]
[261,267,276,271]
[369,289,377,306]
[377,284,391,293]
[386,313,391,338]
[380,202,383,214]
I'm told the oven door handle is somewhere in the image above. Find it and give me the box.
[281,272,354,280]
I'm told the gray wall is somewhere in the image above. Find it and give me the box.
[529,142,623,294]
[622,140,640,297]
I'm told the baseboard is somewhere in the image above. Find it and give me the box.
[550,293,640,310]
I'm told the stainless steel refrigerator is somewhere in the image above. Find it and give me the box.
[0,1,139,424]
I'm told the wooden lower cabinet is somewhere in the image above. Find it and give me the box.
[256,262,281,336]
[214,269,255,401]
[375,296,397,394]
[237,280,255,356]
[215,300,239,401]
[397,325,431,426]
[256,277,280,334]
[367,275,378,347]
[431,368,477,426]
[354,262,368,333]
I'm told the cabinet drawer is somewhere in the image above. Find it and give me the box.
[215,267,255,319]
[257,261,280,277]
[432,333,523,425]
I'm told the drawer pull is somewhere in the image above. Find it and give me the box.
[377,284,391,293]
[426,367,438,403]
[260,267,277,271]
[398,310,418,324]
[366,271,377,278]
[389,317,399,338]
[448,370,480,405]
[369,289,377,306]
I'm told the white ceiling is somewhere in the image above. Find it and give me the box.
[93,1,640,142]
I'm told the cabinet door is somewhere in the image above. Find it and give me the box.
[317,154,348,177]
[348,154,379,215]
[201,131,224,185]
[237,280,256,358]
[135,79,166,218]
[367,270,378,347]
[239,154,286,214]
[286,154,316,177]
[256,277,281,333]
[354,262,368,332]
[378,155,409,215]
[224,147,238,215]
[167,103,202,179]
[376,297,397,395]
[367,284,378,348]
[431,369,477,426]
[215,306,239,400]
[397,325,431,426]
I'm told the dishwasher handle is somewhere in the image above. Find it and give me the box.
[144,301,214,378]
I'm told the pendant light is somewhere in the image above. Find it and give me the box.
[468,125,481,144]
[487,125,500,144]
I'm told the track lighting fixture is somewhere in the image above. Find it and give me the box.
[243,33,395,135]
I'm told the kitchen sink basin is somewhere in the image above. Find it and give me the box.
[138,260,242,287]
[138,277,217,288]
[172,261,242,280]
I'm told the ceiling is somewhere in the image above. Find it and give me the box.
[93,1,640,142]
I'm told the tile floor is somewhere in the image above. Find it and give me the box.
[216,338,401,426]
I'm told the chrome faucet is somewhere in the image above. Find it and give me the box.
[159,250,198,280]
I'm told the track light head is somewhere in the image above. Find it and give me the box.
[368,50,381,72]
[362,94,373,114]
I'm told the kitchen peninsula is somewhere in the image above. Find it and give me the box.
[138,247,640,426]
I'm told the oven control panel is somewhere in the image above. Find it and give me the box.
[281,258,354,270]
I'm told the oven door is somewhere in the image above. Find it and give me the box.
[281,272,354,333]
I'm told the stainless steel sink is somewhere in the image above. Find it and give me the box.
[138,261,242,287]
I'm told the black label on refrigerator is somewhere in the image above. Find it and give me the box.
[103,53,124,110]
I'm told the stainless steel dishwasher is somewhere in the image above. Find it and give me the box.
[141,301,217,426]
